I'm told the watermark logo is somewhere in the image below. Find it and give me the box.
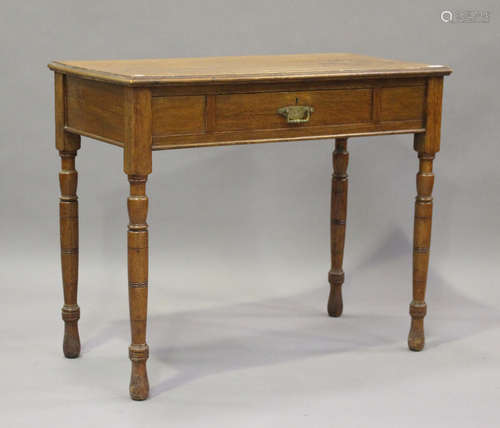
[441,10,490,23]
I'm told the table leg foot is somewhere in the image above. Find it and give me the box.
[129,345,149,400]
[408,310,426,351]
[328,270,344,317]
[408,301,427,351]
[62,305,81,358]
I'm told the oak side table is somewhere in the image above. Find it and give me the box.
[48,53,452,400]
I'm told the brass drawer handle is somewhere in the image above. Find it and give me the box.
[277,105,314,123]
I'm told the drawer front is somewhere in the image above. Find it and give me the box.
[379,86,425,121]
[150,80,427,149]
[215,89,372,132]
[152,95,206,136]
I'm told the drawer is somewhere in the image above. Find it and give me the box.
[215,89,372,132]
[150,83,426,144]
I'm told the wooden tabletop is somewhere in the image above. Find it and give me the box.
[48,53,451,86]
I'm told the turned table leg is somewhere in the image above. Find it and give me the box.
[123,86,152,400]
[328,137,349,317]
[127,174,150,400]
[407,77,443,350]
[408,148,435,351]
[59,144,81,358]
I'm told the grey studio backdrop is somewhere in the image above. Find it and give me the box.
[1,1,499,427]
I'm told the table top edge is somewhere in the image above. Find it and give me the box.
[48,63,452,87]
[48,53,452,86]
